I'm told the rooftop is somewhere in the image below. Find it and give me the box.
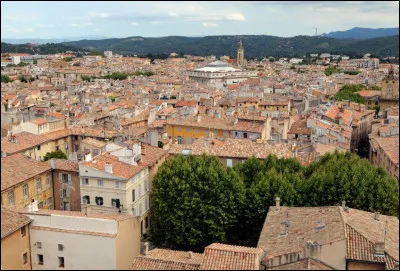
[1,207,32,239]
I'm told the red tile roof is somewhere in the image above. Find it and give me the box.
[1,207,32,239]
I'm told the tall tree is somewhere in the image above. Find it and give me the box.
[149,154,245,251]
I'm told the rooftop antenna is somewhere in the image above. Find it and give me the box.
[314,27,318,36]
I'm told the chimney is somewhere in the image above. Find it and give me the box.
[342,200,346,208]
[197,115,201,123]
[374,242,385,256]
[85,153,92,162]
[234,117,238,125]
[275,197,281,210]
[394,262,399,270]
[188,251,193,259]
[374,212,381,221]
[105,163,113,173]
[144,242,149,255]
[50,158,55,169]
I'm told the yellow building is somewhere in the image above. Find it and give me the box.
[1,207,32,270]
[380,66,399,110]
[166,114,268,144]
[1,153,53,209]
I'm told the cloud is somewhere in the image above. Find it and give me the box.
[202,22,218,27]
[131,22,138,26]
[36,23,54,28]
[2,25,35,33]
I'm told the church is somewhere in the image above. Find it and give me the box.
[183,41,256,86]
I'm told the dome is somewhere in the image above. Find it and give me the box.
[206,60,232,68]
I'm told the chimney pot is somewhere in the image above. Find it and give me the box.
[374,212,381,221]
[342,200,346,208]
[144,242,149,255]
[374,242,385,256]
[105,163,113,173]
[188,251,193,259]
[275,197,281,209]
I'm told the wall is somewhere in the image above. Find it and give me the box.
[347,261,385,270]
[1,225,31,270]
[1,170,53,209]
[311,239,347,270]
[53,170,81,211]
[115,218,141,270]
[29,227,116,270]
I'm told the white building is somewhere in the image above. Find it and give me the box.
[22,209,141,270]
[104,51,113,58]
[184,60,257,85]
[79,142,150,235]
[289,58,303,64]
[349,58,380,69]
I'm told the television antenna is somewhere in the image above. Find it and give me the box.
[314,27,318,36]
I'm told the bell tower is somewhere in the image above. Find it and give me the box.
[237,40,244,66]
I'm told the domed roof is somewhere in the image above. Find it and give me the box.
[206,60,232,68]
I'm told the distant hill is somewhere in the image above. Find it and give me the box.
[2,35,398,58]
[1,36,110,45]
[0,42,81,54]
[321,27,399,39]
[61,35,399,58]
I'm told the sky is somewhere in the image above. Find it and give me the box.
[1,1,399,39]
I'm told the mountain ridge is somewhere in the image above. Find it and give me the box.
[321,27,399,39]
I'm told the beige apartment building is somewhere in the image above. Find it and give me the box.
[1,207,33,270]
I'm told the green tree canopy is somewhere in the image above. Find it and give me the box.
[149,154,245,251]
[63,57,73,62]
[334,84,366,104]
[43,150,68,161]
[1,75,12,83]
[18,75,28,83]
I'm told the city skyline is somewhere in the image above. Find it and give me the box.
[1,1,399,39]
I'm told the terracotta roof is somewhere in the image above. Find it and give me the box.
[81,152,146,179]
[373,136,399,165]
[357,90,382,98]
[48,111,65,119]
[287,119,311,135]
[200,243,264,270]
[29,226,117,238]
[176,100,198,107]
[268,258,334,270]
[131,257,200,270]
[31,118,48,125]
[52,159,79,172]
[136,143,168,167]
[257,206,346,258]
[1,153,51,191]
[81,137,107,148]
[169,138,292,159]
[1,207,32,239]
[146,248,203,264]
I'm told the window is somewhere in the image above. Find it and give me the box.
[95,197,103,205]
[145,216,149,228]
[36,242,42,249]
[145,179,149,192]
[36,178,42,192]
[115,181,120,189]
[195,128,199,133]
[177,136,183,144]
[58,244,64,251]
[38,254,44,265]
[21,226,26,237]
[38,201,43,209]
[37,145,41,150]
[23,184,29,200]
[223,131,229,137]
[139,203,143,216]
[204,129,209,135]
[138,184,142,198]
[82,195,90,204]
[46,175,51,188]
[58,257,64,268]
[132,189,136,202]
[244,133,248,139]
[145,197,149,212]
[82,178,89,185]
[97,180,104,187]
[111,199,120,208]
[177,127,182,131]
[23,252,28,264]
[47,197,52,209]
[186,127,191,132]
[227,159,233,168]
[8,191,14,206]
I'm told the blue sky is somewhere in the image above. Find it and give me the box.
[1,1,399,39]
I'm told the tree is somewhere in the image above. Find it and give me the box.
[18,75,28,83]
[43,150,68,161]
[63,57,73,62]
[149,154,245,251]
[1,75,12,83]
[334,84,366,104]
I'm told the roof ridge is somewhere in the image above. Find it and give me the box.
[136,255,202,266]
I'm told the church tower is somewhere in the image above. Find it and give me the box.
[237,40,244,66]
